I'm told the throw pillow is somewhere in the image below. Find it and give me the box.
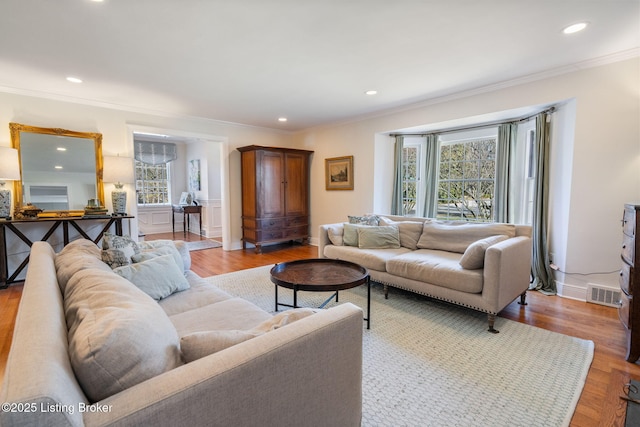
[357,225,401,249]
[416,221,516,253]
[113,254,190,300]
[378,217,424,250]
[327,224,345,246]
[64,268,183,402]
[348,215,380,226]
[132,243,185,273]
[180,308,316,363]
[343,223,366,246]
[459,235,510,269]
[138,239,191,272]
[101,233,140,268]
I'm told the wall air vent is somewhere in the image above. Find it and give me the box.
[586,284,622,308]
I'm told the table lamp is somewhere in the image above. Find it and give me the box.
[0,147,20,219]
[103,155,134,216]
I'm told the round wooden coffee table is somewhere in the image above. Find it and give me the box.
[270,258,371,329]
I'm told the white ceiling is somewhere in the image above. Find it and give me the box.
[0,1,638,131]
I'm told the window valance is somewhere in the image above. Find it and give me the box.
[134,141,177,165]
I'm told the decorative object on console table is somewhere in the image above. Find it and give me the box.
[325,155,354,191]
[620,203,640,363]
[238,145,313,254]
[103,155,134,216]
[0,146,20,219]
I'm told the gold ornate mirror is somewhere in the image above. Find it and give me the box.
[9,123,104,216]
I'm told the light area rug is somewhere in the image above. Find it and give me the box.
[205,265,594,427]
[185,239,222,251]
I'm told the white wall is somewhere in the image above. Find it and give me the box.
[294,57,640,301]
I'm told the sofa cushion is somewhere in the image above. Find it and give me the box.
[55,239,112,293]
[378,217,424,250]
[357,225,400,249]
[64,268,183,402]
[180,308,315,362]
[386,249,484,293]
[159,273,233,316]
[324,244,410,272]
[113,254,190,300]
[459,235,510,269]
[169,297,273,336]
[416,221,516,253]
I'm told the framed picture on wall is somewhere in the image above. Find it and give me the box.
[189,159,201,192]
[325,155,354,191]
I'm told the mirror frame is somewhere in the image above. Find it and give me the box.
[9,122,104,216]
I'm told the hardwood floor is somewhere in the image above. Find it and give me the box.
[1,232,638,426]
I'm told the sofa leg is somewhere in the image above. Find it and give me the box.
[487,314,499,334]
[384,284,389,299]
[518,291,528,306]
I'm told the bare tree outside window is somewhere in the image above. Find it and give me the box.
[437,138,496,221]
[136,161,170,205]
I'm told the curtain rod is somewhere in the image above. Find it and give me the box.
[389,106,556,138]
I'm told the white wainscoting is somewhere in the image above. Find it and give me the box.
[137,205,173,235]
[137,201,222,239]
[200,198,222,239]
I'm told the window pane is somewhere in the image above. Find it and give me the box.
[135,160,170,205]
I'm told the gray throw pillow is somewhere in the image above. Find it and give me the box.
[459,235,509,269]
[357,225,401,249]
[113,254,190,300]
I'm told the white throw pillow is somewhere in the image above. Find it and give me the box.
[459,235,509,269]
[327,224,345,246]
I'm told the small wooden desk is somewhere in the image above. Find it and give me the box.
[172,205,202,237]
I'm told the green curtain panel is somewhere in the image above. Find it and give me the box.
[495,123,516,223]
[422,134,439,218]
[530,112,556,294]
[391,135,404,215]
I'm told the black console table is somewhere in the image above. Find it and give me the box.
[0,216,133,288]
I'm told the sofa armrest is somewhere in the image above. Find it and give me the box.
[318,223,343,258]
[482,236,532,313]
[85,303,363,427]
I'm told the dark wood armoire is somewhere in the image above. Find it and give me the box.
[237,145,313,253]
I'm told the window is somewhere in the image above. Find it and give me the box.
[135,161,171,205]
[401,137,426,216]
[437,136,496,222]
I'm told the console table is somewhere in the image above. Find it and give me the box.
[0,216,133,288]
[172,205,202,236]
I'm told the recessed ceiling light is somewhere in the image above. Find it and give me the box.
[365,90,378,95]
[54,166,63,169]
[278,117,287,122]
[66,77,83,83]
[57,147,67,151]
[563,22,588,34]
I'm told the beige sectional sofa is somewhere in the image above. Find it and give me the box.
[319,214,532,332]
[0,238,363,427]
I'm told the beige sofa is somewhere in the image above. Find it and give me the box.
[0,239,363,427]
[319,214,532,332]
